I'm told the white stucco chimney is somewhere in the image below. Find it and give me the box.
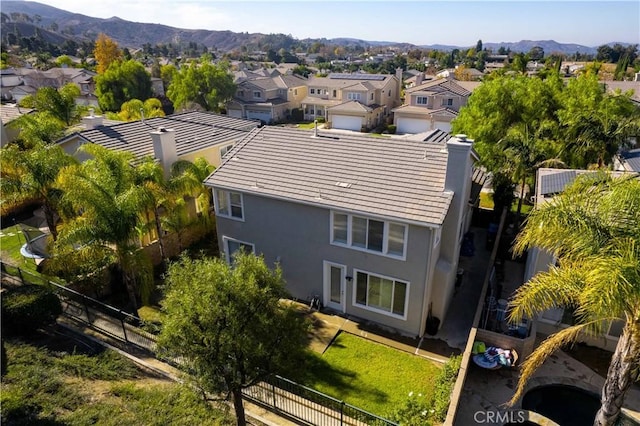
[151,127,177,178]
[415,72,424,86]
[82,109,103,130]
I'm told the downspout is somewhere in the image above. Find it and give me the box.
[419,226,439,336]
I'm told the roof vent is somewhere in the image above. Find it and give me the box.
[335,181,352,188]
[158,127,168,133]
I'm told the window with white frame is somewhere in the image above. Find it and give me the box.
[331,211,407,258]
[416,96,428,105]
[220,143,234,158]
[253,91,261,99]
[310,88,316,94]
[347,92,361,101]
[215,189,244,220]
[354,270,408,318]
[443,98,453,106]
[370,93,374,100]
[223,236,254,263]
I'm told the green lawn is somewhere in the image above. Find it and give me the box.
[479,192,533,214]
[0,224,41,275]
[301,332,442,418]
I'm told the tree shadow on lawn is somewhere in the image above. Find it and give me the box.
[291,346,390,408]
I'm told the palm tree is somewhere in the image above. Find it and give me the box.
[508,173,640,426]
[170,157,215,224]
[0,142,77,240]
[498,121,563,224]
[55,144,153,313]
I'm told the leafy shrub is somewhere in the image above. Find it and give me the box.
[431,354,462,421]
[1,285,62,335]
[316,116,326,123]
[56,349,140,380]
[390,355,462,425]
[387,124,397,134]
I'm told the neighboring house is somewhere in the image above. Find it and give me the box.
[524,168,639,351]
[301,71,402,131]
[226,74,308,124]
[56,110,259,171]
[392,78,474,134]
[614,148,640,173]
[436,68,484,81]
[3,67,98,105]
[1,69,24,102]
[0,103,35,147]
[204,126,479,337]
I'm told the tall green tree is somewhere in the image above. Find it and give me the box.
[114,98,165,122]
[20,84,80,126]
[7,111,65,147]
[158,253,309,426]
[0,142,76,239]
[556,72,640,168]
[95,59,152,112]
[509,173,640,426]
[452,74,562,214]
[167,59,236,112]
[55,144,153,313]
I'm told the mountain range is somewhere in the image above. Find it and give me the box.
[0,1,624,55]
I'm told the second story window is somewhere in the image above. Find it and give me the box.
[370,93,374,100]
[443,98,453,106]
[331,211,407,259]
[347,92,361,101]
[253,91,261,99]
[215,189,244,220]
[238,90,244,97]
[416,96,428,105]
[310,88,316,94]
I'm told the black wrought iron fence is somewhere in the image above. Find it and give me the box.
[243,375,398,426]
[2,260,398,426]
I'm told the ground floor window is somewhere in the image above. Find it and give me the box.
[354,270,408,319]
[223,236,254,263]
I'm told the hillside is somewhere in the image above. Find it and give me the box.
[0,1,617,55]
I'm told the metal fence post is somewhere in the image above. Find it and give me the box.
[340,400,345,426]
[121,317,128,343]
[272,380,277,410]
[83,296,91,323]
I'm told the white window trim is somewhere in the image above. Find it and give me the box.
[253,91,262,99]
[330,211,407,260]
[352,268,409,320]
[222,236,255,263]
[416,96,428,105]
[214,189,245,221]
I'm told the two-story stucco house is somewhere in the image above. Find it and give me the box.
[204,126,478,337]
[392,78,476,134]
[57,111,259,170]
[226,74,308,124]
[301,72,401,131]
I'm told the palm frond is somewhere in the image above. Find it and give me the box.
[508,322,595,405]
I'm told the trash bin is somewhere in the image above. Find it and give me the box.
[496,299,508,322]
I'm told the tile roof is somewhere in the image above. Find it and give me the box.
[392,105,459,116]
[620,149,640,172]
[0,103,34,123]
[308,73,395,90]
[328,101,374,113]
[205,126,454,225]
[64,111,259,160]
[406,78,471,97]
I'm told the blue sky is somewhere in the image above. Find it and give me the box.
[32,1,639,47]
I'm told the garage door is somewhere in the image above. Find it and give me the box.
[434,121,452,133]
[331,115,362,131]
[397,117,430,134]
[246,109,272,123]
[227,109,243,118]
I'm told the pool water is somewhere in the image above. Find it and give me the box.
[522,384,600,426]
